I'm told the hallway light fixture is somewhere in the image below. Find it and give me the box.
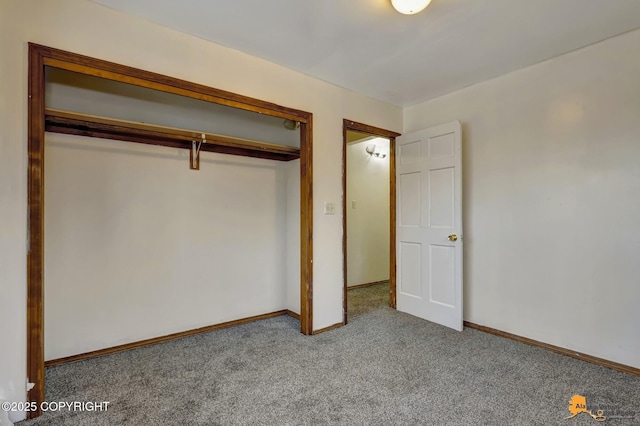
[391,0,432,15]
[365,144,387,159]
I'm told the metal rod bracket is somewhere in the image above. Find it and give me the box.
[190,133,206,170]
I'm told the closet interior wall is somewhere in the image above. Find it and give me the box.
[43,67,301,361]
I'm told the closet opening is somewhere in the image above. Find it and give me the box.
[27,43,313,419]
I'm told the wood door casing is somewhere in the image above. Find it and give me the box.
[342,119,400,325]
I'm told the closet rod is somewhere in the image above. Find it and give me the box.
[44,108,300,162]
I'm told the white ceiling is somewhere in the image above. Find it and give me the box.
[90,0,640,106]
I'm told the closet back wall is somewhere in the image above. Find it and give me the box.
[44,132,294,361]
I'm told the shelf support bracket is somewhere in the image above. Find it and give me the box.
[190,133,206,170]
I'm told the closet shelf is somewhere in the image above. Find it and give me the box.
[44,108,300,162]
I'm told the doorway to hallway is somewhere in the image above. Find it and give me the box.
[342,120,400,324]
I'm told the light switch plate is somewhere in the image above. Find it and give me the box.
[324,202,336,215]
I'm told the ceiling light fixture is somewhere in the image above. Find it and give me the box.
[391,0,432,15]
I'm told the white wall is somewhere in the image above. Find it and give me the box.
[285,160,301,313]
[44,133,290,360]
[346,138,390,286]
[42,67,300,360]
[405,28,640,369]
[0,0,402,420]
[43,68,299,361]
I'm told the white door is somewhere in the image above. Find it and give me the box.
[396,121,463,331]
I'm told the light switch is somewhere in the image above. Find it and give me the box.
[324,202,336,215]
[352,200,357,209]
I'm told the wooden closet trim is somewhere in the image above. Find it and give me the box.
[342,120,400,325]
[37,45,309,123]
[27,43,313,419]
[44,108,301,162]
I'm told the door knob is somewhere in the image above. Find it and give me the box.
[448,234,458,242]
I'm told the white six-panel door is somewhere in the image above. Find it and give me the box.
[396,121,463,331]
